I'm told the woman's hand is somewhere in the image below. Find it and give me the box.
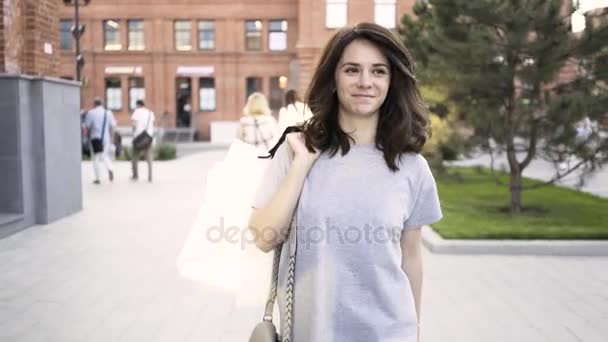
[286,132,320,167]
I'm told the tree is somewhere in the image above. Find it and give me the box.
[401,0,608,213]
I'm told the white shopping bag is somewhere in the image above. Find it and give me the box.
[176,139,275,301]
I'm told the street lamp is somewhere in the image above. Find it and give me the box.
[63,0,91,82]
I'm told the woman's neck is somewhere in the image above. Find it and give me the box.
[338,111,378,145]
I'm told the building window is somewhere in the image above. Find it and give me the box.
[175,20,192,51]
[326,0,348,28]
[60,20,73,50]
[199,78,216,112]
[105,77,122,111]
[104,20,122,51]
[245,20,263,51]
[128,20,145,51]
[198,20,215,50]
[128,77,145,111]
[269,77,283,112]
[268,20,288,51]
[246,77,262,99]
[374,0,396,29]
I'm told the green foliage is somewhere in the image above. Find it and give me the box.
[155,143,177,161]
[119,143,177,161]
[401,0,608,211]
[421,86,465,162]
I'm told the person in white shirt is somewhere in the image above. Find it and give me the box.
[236,92,279,150]
[131,99,155,182]
[278,89,313,133]
[84,97,116,184]
[575,116,593,142]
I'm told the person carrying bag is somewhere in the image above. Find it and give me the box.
[132,110,153,151]
[131,100,155,182]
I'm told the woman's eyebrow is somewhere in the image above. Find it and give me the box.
[340,62,389,68]
[372,63,390,68]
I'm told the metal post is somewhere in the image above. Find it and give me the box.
[74,0,81,82]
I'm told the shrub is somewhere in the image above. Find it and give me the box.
[119,143,177,161]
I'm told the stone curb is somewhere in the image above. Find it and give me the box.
[421,226,608,256]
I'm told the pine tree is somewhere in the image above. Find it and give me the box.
[402,0,608,213]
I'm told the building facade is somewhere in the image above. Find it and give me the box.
[59,0,417,140]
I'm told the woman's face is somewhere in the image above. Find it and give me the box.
[334,39,391,119]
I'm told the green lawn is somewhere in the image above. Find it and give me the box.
[433,167,608,239]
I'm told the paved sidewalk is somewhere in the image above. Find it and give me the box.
[0,152,607,342]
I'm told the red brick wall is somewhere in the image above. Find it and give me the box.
[0,1,4,69]
[1,0,60,76]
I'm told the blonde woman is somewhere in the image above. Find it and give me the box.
[237,92,280,150]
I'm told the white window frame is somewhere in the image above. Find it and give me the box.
[175,20,193,51]
[374,0,397,29]
[104,20,122,51]
[105,78,122,111]
[199,78,216,112]
[127,20,145,51]
[269,20,288,51]
[326,0,348,29]
[198,20,215,50]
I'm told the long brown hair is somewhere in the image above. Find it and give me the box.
[303,22,429,172]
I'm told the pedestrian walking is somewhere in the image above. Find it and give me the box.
[236,92,279,150]
[131,99,155,182]
[248,23,442,342]
[84,97,116,185]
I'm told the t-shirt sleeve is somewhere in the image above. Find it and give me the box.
[130,110,138,122]
[251,141,291,210]
[404,157,443,230]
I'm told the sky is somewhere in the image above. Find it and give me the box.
[572,0,608,32]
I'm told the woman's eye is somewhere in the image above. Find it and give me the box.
[373,69,388,75]
[345,68,359,74]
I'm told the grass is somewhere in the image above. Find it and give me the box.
[433,167,608,240]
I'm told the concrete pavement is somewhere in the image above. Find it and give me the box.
[0,151,607,342]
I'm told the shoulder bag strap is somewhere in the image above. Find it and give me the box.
[100,110,108,144]
[258,126,303,159]
[261,148,299,342]
[144,110,152,133]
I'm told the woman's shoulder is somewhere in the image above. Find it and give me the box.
[398,152,432,174]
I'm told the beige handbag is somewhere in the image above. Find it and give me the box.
[249,213,298,342]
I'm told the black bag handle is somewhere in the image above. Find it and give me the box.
[258,126,303,159]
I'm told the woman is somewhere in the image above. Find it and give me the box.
[278,89,313,133]
[237,92,279,150]
[249,23,442,342]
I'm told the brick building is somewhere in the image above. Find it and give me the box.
[1,0,61,75]
[59,0,417,140]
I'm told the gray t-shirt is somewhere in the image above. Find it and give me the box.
[252,142,442,342]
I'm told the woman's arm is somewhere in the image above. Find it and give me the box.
[401,227,424,337]
[248,133,319,253]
